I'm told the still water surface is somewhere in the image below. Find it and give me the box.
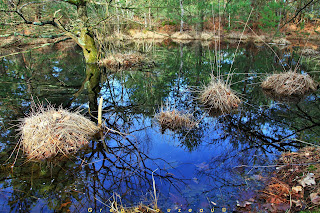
[0,41,319,212]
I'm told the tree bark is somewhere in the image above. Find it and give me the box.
[79,27,98,64]
[179,0,184,32]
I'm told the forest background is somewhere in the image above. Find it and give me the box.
[0,0,320,63]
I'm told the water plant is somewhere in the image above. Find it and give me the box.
[19,104,100,160]
[199,77,241,114]
[261,71,317,96]
[155,105,197,131]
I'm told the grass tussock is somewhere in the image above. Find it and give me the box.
[108,193,160,213]
[155,106,197,131]
[19,105,99,160]
[225,32,248,40]
[99,53,145,70]
[112,32,132,40]
[196,32,219,41]
[261,71,317,96]
[130,30,169,40]
[199,78,241,113]
[171,32,194,40]
[272,38,291,45]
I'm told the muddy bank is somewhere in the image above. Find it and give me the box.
[236,146,320,212]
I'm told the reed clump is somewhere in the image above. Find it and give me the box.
[272,38,291,45]
[199,78,241,113]
[99,53,145,70]
[261,71,317,96]
[155,107,197,131]
[109,193,160,213]
[226,32,248,41]
[132,30,169,39]
[171,32,194,40]
[19,105,100,160]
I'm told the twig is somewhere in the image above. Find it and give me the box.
[152,169,158,210]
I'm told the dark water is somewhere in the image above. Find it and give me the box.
[0,41,319,213]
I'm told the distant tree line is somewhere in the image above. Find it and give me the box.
[0,0,319,62]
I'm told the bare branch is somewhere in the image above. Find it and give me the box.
[280,0,320,29]
[19,0,59,10]
[0,8,57,27]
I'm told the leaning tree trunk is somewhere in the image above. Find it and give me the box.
[75,3,98,64]
[79,27,98,64]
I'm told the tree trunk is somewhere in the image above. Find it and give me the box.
[86,63,101,113]
[79,28,98,64]
[75,3,98,64]
[179,0,184,32]
[196,9,204,35]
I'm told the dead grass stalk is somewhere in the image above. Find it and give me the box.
[261,71,317,96]
[19,104,100,160]
[199,77,241,113]
[155,105,197,131]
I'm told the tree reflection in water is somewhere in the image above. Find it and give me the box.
[1,123,183,212]
[0,40,319,212]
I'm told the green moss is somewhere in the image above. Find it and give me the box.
[79,27,98,64]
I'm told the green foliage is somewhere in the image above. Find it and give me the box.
[259,1,283,30]
[225,0,251,29]
[161,20,176,26]
[307,165,317,172]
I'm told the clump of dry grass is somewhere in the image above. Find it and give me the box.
[226,32,248,40]
[132,30,169,39]
[155,106,197,131]
[272,38,291,45]
[171,32,194,40]
[19,105,100,160]
[199,78,241,113]
[300,48,319,56]
[108,193,160,213]
[99,53,145,70]
[261,71,317,96]
[196,32,218,41]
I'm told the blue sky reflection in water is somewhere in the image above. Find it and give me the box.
[0,41,319,212]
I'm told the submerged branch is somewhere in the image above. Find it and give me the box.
[0,37,71,59]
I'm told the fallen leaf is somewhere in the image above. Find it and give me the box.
[60,201,71,208]
[236,200,253,207]
[310,193,320,205]
[298,173,316,187]
[292,186,302,193]
[292,200,303,207]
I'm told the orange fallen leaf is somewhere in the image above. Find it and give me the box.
[60,201,71,208]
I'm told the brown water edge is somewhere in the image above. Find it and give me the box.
[1,28,320,53]
[235,146,320,212]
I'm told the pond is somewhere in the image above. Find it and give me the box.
[0,40,319,213]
